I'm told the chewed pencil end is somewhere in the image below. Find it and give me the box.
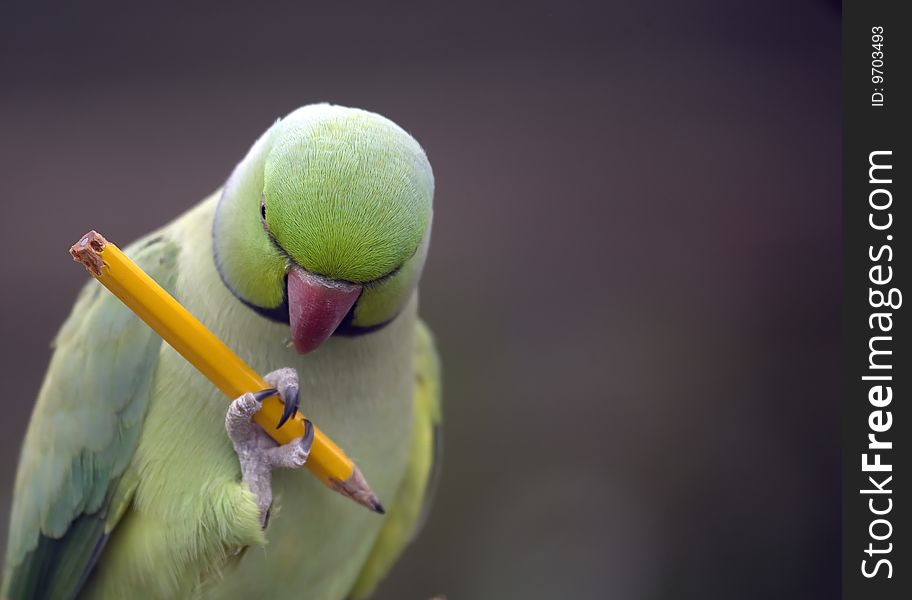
[70,230,108,276]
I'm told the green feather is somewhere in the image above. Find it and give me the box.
[349,320,443,600]
[264,106,433,283]
[2,234,180,600]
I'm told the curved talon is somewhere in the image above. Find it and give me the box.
[276,383,299,429]
[301,418,315,451]
[252,388,278,403]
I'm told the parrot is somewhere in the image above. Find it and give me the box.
[1,103,442,600]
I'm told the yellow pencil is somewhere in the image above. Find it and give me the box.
[70,230,383,513]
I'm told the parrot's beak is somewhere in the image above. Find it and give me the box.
[286,266,362,354]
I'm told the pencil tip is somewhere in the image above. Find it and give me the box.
[331,466,386,515]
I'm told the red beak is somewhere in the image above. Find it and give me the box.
[286,266,362,354]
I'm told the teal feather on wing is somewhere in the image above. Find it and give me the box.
[2,235,180,600]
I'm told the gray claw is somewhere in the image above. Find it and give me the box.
[252,388,278,403]
[276,383,299,429]
[302,418,315,450]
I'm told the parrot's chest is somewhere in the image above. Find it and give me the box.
[132,217,418,599]
[183,292,418,599]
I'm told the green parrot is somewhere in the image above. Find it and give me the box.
[2,104,442,600]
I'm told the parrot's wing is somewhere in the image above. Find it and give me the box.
[2,234,180,600]
[349,319,442,600]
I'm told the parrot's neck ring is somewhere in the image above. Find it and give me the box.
[213,234,391,338]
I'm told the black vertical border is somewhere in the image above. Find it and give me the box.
[843,2,908,599]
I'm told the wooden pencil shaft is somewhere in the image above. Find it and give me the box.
[83,237,352,486]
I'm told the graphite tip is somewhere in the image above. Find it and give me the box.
[331,466,385,515]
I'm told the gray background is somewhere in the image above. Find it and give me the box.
[1,1,840,598]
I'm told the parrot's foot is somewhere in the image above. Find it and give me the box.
[225,368,313,526]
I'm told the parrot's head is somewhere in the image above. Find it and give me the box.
[213,104,434,353]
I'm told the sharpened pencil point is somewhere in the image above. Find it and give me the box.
[331,466,385,515]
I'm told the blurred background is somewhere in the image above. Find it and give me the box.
[0,1,840,598]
